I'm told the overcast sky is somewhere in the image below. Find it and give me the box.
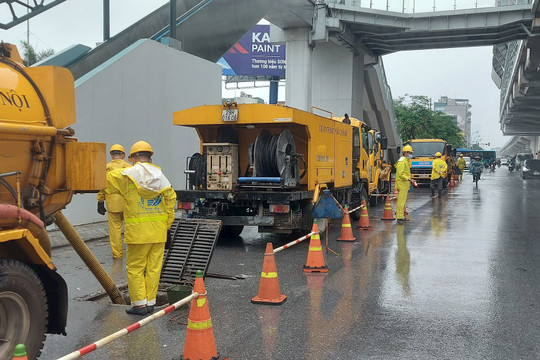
[1,1,510,148]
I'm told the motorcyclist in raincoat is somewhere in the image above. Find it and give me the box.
[470,156,484,182]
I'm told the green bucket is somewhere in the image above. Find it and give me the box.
[166,284,193,305]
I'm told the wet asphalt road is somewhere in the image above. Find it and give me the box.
[41,168,540,359]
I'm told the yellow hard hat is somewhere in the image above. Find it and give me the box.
[459,154,463,157]
[403,145,413,153]
[435,152,442,157]
[129,140,154,157]
[110,144,125,153]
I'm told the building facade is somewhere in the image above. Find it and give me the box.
[434,96,472,147]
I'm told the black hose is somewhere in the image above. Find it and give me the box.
[255,130,280,177]
[188,153,206,189]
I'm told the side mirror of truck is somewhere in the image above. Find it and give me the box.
[381,136,388,150]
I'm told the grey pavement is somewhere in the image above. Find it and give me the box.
[41,168,540,359]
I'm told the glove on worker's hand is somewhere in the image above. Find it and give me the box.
[97,201,107,215]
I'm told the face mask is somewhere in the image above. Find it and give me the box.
[408,154,413,159]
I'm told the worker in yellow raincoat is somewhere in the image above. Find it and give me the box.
[430,152,448,198]
[456,154,466,181]
[395,145,415,223]
[97,144,132,259]
[107,141,177,315]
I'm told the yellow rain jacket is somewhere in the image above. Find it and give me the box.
[395,156,411,191]
[457,157,466,171]
[431,158,448,180]
[106,163,176,244]
[96,159,132,212]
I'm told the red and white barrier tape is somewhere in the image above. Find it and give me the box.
[273,232,316,254]
[345,204,366,214]
[57,293,201,360]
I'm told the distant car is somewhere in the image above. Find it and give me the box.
[516,153,533,170]
[521,159,540,179]
[500,158,508,165]
[463,156,471,170]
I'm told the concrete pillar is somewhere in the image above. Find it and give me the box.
[284,29,365,120]
[285,28,313,110]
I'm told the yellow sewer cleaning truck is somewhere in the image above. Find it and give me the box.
[0,43,107,358]
[173,103,391,236]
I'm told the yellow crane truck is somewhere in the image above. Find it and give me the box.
[173,103,391,236]
[405,139,456,186]
[0,43,106,359]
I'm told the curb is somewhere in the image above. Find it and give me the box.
[48,221,110,249]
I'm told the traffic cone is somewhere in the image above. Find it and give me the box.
[252,243,287,305]
[381,195,396,220]
[13,344,28,360]
[337,205,356,241]
[357,200,372,230]
[392,187,398,201]
[182,270,218,360]
[449,176,455,188]
[303,220,328,273]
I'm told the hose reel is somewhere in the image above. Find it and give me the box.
[252,129,305,188]
[187,153,206,190]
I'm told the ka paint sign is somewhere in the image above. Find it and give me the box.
[219,24,286,77]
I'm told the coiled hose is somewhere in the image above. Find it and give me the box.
[255,130,281,177]
[54,211,126,305]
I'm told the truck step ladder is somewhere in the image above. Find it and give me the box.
[160,218,222,284]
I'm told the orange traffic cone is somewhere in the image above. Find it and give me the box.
[392,187,398,201]
[449,176,455,188]
[337,206,356,241]
[381,195,396,221]
[13,344,28,360]
[182,270,218,360]
[357,200,372,230]
[252,243,287,305]
[303,220,328,273]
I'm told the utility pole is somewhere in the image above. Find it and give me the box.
[103,0,110,41]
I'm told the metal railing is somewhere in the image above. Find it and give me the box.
[327,0,532,13]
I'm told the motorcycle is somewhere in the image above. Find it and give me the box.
[508,162,515,172]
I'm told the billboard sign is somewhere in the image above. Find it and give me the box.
[219,24,286,77]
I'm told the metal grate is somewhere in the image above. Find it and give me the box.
[160,218,222,285]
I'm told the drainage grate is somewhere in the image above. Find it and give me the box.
[160,218,222,285]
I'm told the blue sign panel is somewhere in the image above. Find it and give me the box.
[219,24,286,77]
[411,161,433,168]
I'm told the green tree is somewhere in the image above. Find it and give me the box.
[19,40,54,66]
[394,95,465,148]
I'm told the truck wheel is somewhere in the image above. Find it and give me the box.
[0,259,48,360]
[350,186,368,220]
[220,225,244,238]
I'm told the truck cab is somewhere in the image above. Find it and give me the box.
[406,139,455,186]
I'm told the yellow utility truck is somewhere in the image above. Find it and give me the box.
[173,103,391,236]
[0,43,106,358]
[405,139,455,186]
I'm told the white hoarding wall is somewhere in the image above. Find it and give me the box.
[62,39,221,225]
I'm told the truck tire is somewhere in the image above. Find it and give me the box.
[220,225,244,238]
[350,187,368,220]
[0,259,48,360]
